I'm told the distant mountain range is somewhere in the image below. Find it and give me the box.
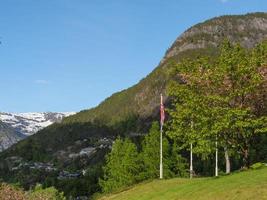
[0,112,75,151]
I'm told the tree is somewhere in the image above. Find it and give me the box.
[139,122,174,180]
[167,40,267,174]
[167,57,217,176]
[169,142,188,177]
[212,41,267,169]
[99,138,141,193]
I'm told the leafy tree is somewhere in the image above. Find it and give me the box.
[99,138,141,193]
[167,40,267,173]
[167,57,216,156]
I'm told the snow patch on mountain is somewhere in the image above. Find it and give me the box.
[0,112,75,136]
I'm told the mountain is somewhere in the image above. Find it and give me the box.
[0,112,75,136]
[0,112,75,151]
[63,12,267,126]
[0,12,266,198]
[0,122,25,152]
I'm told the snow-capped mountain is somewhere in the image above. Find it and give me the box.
[0,112,75,152]
[0,112,75,136]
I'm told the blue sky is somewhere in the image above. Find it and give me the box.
[0,0,266,112]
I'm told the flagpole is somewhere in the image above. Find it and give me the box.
[160,94,163,179]
[160,121,163,179]
[190,121,193,179]
[190,143,193,179]
[215,136,218,177]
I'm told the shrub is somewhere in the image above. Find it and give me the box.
[250,162,266,170]
[27,184,65,200]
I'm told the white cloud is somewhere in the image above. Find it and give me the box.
[34,80,50,84]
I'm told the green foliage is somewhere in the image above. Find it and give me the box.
[250,162,266,170]
[100,122,188,193]
[28,184,65,200]
[99,138,141,193]
[0,183,66,200]
[167,39,267,168]
[169,142,189,177]
[139,122,173,180]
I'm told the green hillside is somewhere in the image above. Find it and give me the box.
[97,167,267,200]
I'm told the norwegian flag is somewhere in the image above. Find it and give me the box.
[160,94,165,126]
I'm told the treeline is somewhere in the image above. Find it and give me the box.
[99,122,188,193]
[99,40,267,194]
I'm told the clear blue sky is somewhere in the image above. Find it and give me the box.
[0,0,266,112]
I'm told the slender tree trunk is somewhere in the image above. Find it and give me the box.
[242,140,249,169]
[243,148,249,169]
[224,147,231,174]
[190,143,193,179]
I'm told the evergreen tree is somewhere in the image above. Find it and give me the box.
[139,122,174,180]
[99,138,141,193]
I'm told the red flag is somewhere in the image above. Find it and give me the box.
[160,94,165,126]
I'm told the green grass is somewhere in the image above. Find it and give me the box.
[97,167,267,200]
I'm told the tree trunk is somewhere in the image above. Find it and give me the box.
[224,147,231,174]
[242,139,249,169]
[243,148,249,169]
[190,143,193,179]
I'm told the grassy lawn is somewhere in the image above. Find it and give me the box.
[97,167,267,200]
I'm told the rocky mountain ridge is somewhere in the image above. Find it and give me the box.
[163,13,267,63]
[64,12,267,126]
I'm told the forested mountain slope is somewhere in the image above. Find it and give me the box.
[64,12,267,126]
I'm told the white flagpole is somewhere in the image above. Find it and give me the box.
[160,122,163,179]
[190,121,193,179]
[215,136,218,177]
[190,143,193,179]
[160,94,163,179]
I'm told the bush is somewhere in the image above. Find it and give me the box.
[0,183,26,200]
[28,184,65,200]
[250,162,266,170]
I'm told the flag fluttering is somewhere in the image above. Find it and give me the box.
[160,94,165,126]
